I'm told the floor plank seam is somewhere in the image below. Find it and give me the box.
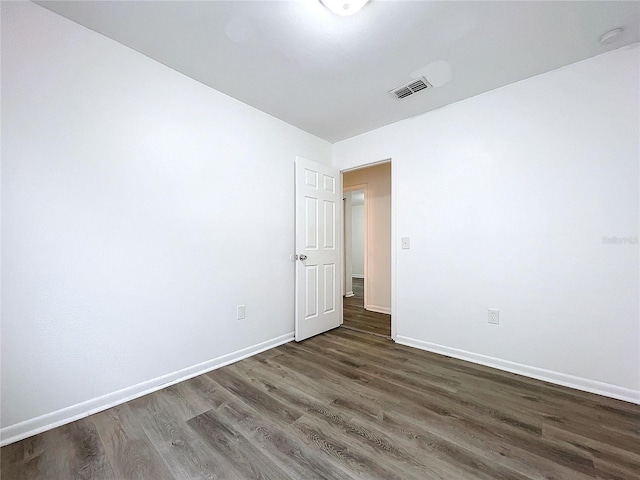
[340,325,391,340]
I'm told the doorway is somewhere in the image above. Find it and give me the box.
[342,162,391,338]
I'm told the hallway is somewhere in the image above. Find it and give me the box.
[343,278,391,337]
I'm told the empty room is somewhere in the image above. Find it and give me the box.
[1,1,639,479]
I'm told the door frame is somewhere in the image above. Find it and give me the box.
[341,159,396,340]
[343,184,368,308]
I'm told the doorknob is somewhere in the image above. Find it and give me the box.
[299,254,307,261]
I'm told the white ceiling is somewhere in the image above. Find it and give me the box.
[36,1,640,143]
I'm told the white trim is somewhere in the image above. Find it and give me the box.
[395,335,640,405]
[344,291,354,297]
[351,274,365,279]
[1,332,294,446]
[366,304,392,315]
[390,158,397,341]
[341,158,391,173]
[341,196,346,297]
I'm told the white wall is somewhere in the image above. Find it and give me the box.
[351,204,365,277]
[333,44,640,403]
[1,1,331,443]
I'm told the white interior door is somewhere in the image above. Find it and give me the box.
[295,156,342,341]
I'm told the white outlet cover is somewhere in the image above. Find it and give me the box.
[401,237,410,249]
[488,308,499,325]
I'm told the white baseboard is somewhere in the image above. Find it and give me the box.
[0,332,294,447]
[352,274,364,279]
[395,335,640,405]
[366,304,391,315]
[345,291,354,298]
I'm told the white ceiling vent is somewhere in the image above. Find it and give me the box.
[389,77,432,99]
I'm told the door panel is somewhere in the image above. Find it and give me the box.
[323,264,335,313]
[295,157,342,341]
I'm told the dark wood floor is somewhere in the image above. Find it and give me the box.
[3,328,640,479]
[343,277,391,337]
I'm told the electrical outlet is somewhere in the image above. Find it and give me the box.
[237,305,245,320]
[488,308,499,325]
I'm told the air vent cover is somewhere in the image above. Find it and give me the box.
[389,77,432,99]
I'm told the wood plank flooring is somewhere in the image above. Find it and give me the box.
[2,327,640,479]
[343,277,391,337]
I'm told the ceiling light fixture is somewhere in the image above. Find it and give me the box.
[321,0,369,16]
